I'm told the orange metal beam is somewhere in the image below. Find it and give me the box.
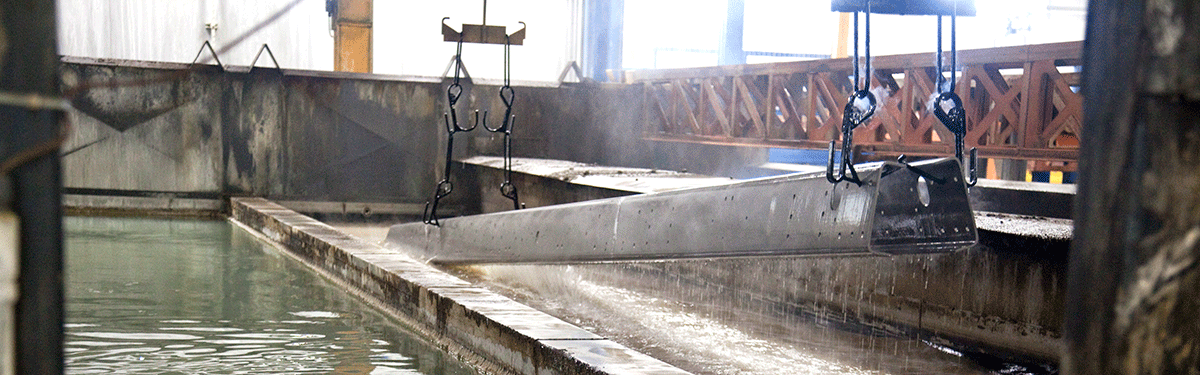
[333,0,372,73]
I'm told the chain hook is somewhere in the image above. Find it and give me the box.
[426,36,478,225]
[827,89,875,185]
[932,4,977,187]
[484,35,521,210]
[827,5,873,186]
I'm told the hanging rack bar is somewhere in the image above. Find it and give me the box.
[830,0,975,16]
[441,5,526,45]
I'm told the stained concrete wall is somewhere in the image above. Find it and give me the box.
[60,56,765,205]
[62,58,446,202]
[574,239,1067,363]
[464,161,1070,364]
[57,0,335,71]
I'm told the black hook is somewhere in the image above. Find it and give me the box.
[931,91,977,187]
[484,35,521,210]
[827,89,876,185]
[249,44,281,71]
[190,41,225,71]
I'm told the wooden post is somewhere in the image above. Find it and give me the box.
[1064,0,1200,373]
[834,12,850,59]
[333,0,372,73]
[1,0,65,373]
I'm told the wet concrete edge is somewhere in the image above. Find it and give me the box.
[466,157,1069,364]
[230,197,691,375]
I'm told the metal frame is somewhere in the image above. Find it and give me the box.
[630,41,1083,163]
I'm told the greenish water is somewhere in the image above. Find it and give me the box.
[64,216,476,375]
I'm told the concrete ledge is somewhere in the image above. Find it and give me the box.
[969,179,1075,220]
[273,200,427,216]
[230,197,690,375]
[63,194,224,217]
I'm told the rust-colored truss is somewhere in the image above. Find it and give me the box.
[630,41,1084,163]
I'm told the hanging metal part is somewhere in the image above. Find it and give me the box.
[249,44,282,71]
[440,1,527,46]
[424,37,479,226]
[427,12,528,224]
[827,7,875,185]
[483,35,523,210]
[190,41,225,70]
[933,9,978,187]
[828,89,875,185]
[831,0,976,16]
[388,157,977,265]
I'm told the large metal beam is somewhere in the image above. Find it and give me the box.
[386,158,976,264]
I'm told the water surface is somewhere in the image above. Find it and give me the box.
[65,216,476,375]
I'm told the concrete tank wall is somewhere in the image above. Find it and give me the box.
[60,57,765,205]
[572,240,1067,363]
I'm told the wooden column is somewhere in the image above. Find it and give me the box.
[333,0,372,73]
[1,0,65,373]
[1064,0,1200,373]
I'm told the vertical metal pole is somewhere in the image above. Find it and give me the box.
[0,0,64,374]
[935,16,942,90]
[717,0,745,65]
[1065,0,1200,373]
[582,0,624,81]
[853,12,859,89]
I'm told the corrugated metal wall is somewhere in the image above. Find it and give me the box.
[57,0,335,70]
[56,0,585,82]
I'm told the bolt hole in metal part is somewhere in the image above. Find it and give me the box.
[917,176,931,207]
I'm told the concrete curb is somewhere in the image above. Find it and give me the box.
[230,197,690,375]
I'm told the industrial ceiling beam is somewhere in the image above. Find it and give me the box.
[387,158,976,264]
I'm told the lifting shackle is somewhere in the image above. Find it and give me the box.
[827,2,876,186]
[932,5,978,187]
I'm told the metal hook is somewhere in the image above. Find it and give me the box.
[190,41,225,71]
[931,91,977,187]
[485,86,515,133]
[967,147,978,187]
[496,115,521,211]
[249,44,281,71]
[826,89,875,185]
[484,35,521,210]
